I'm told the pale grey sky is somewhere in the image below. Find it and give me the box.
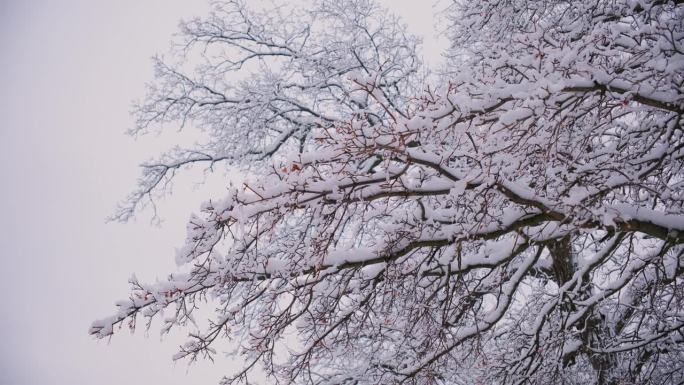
[0,1,444,384]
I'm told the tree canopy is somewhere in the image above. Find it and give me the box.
[92,1,684,384]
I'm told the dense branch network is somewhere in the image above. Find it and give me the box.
[113,0,421,221]
[93,1,684,384]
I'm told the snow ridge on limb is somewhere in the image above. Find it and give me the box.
[94,0,684,384]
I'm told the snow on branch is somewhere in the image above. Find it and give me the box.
[94,0,684,384]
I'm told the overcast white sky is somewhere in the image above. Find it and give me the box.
[0,1,444,384]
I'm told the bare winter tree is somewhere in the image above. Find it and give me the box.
[92,0,684,384]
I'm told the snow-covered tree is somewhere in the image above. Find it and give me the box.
[92,0,684,384]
